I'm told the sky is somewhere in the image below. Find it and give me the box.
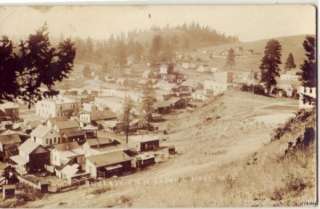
[0,5,316,42]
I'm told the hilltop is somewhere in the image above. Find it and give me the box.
[186,34,312,73]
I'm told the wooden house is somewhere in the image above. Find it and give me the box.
[128,135,160,152]
[85,150,132,178]
[10,139,50,173]
[0,102,19,122]
[0,133,21,161]
[135,153,155,169]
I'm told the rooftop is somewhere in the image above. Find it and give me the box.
[19,139,46,155]
[31,124,55,138]
[128,134,161,143]
[86,150,131,167]
[53,141,81,151]
[86,137,116,147]
[0,102,19,110]
[0,134,21,145]
[48,118,79,130]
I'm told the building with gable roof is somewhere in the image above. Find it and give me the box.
[10,139,50,174]
[85,150,132,178]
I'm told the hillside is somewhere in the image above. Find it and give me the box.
[185,34,312,73]
[17,90,316,208]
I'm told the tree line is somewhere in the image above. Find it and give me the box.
[259,36,316,95]
[74,23,239,69]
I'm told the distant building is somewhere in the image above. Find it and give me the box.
[280,71,299,81]
[79,109,117,127]
[50,141,85,168]
[128,135,160,152]
[0,132,21,161]
[233,71,255,84]
[159,64,169,75]
[0,102,19,122]
[276,72,300,98]
[35,96,80,119]
[30,124,60,146]
[30,118,84,147]
[203,80,228,96]
[192,90,208,101]
[83,137,119,153]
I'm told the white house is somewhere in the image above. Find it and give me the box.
[35,96,80,119]
[280,71,299,81]
[192,90,208,101]
[298,86,316,109]
[50,142,85,167]
[159,64,169,75]
[127,135,161,152]
[233,71,255,84]
[79,109,117,126]
[30,124,60,146]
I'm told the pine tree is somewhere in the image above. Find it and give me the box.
[298,36,316,87]
[259,39,282,95]
[284,53,296,71]
[226,48,235,68]
[114,40,127,68]
[141,78,156,123]
[149,35,162,65]
[122,96,133,144]
[0,24,76,105]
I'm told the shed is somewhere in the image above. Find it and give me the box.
[86,150,132,178]
[128,135,161,152]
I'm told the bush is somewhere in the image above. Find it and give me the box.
[89,187,111,195]
[240,84,266,96]
[284,174,306,194]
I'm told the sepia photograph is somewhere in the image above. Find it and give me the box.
[0,3,317,208]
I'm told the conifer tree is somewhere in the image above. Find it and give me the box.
[0,24,76,105]
[259,39,282,95]
[284,53,296,71]
[298,36,316,87]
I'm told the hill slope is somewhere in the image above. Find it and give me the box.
[186,34,312,72]
[19,90,315,208]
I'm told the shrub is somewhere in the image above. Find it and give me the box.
[90,187,111,195]
[284,174,306,195]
